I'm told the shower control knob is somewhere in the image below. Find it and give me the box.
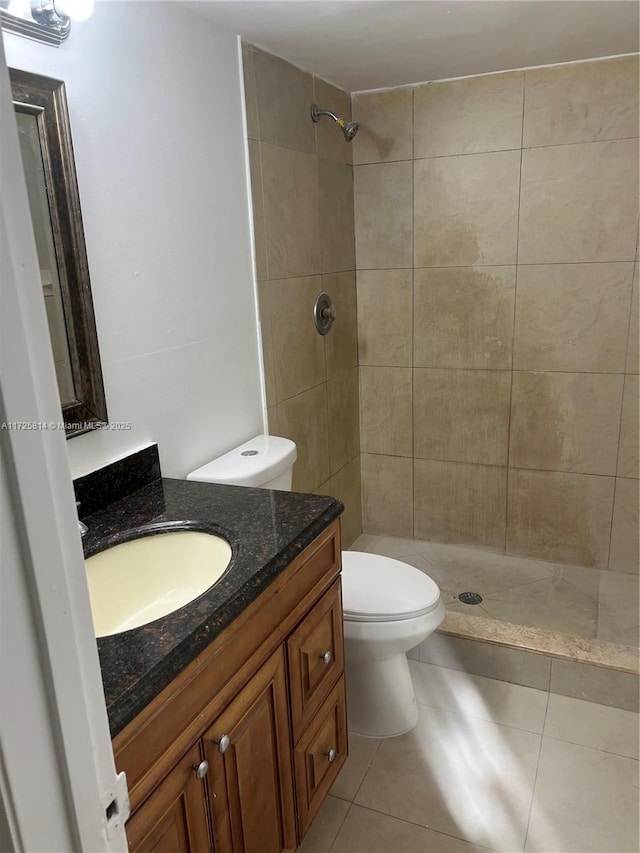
[193,760,209,779]
[320,651,333,665]
[216,735,230,754]
[326,748,337,763]
[321,305,337,322]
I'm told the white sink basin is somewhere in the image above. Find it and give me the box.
[85,530,232,637]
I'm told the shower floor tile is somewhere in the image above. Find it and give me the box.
[349,534,640,649]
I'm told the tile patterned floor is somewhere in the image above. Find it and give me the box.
[300,663,640,853]
[349,534,640,649]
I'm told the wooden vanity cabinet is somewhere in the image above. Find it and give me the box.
[113,519,346,853]
[125,743,210,853]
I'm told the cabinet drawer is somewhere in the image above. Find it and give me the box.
[287,579,344,741]
[293,676,348,839]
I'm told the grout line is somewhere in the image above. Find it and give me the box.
[411,86,416,539]
[541,730,640,761]
[326,801,353,853]
[350,134,640,167]
[606,369,631,569]
[364,364,634,376]
[523,689,550,851]
[356,260,637,271]
[348,738,384,806]
[505,73,526,554]
[339,799,497,851]
[414,696,547,737]
[360,451,624,480]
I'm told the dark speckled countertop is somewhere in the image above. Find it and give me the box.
[82,477,343,738]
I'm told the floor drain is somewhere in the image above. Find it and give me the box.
[457,591,483,605]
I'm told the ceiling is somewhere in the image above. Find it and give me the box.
[187,0,639,91]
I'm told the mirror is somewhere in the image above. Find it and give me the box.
[10,67,108,437]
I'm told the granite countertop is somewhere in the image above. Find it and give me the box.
[82,477,343,738]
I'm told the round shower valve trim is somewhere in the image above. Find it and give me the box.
[314,291,337,335]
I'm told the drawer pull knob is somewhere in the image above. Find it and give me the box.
[193,760,209,779]
[216,735,230,754]
[326,748,337,763]
[321,651,333,665]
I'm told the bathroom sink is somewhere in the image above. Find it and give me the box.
[85,530,232,637]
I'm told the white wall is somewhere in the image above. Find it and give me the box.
[4,1,264,479]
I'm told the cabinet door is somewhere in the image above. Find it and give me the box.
[126,743,211,853]
[203,646,297,853]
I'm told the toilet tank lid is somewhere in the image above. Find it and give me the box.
[187,435,297,487]
[341,551,441,622]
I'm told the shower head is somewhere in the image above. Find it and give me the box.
[310,103,360,142]
[341,120,359,142]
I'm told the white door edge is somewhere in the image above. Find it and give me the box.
[0,38,128,852]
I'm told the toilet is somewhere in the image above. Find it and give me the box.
[188,434,445,738]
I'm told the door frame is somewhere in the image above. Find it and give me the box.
[0,37,128,852]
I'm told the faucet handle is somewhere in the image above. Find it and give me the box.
[76,501,88,536]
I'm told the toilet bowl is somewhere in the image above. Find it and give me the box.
[187,434,445,738]
[342,551,444,738]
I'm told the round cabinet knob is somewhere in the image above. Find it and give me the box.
[326,748,337,763]
[320,651,333,665]
[216,734,230,754]
[193,760,208,779]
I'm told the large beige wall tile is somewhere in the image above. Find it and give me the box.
[352,88,413,164]
[257,281,277,408]
[278,384,330,492]
[523,56,640,148]
[414,266,515,369]
[617,375,639,478]
[327,366,360,475]
[324,271,357,378]
[247,140,268,281]
[314,77,352,164]
[518,139,639,264]
[362,453,413,537]
[609,477,639,574]
[357,269,412,366]
[261,144,320,278]
[360,366,412,457]
[414,72,524,158]
[513,263,634,372]
[241,44,259,141]
[414,459,507,549]
[507,469,615,568]
[414,150,520,267]
[270,276,326,400]
[627,266,638,374]
[254,48,315,154]
[414,368,511,465]
[509,372,624,476]
[354,162,412,269]
[319,158,355,273]
[330,456,362,548]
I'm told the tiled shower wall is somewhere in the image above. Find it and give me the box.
[242,44,362,546]
[352,56,639,572]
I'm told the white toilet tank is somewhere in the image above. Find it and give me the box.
[187,435,297,491]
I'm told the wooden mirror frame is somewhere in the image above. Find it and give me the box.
[10,67,108,437]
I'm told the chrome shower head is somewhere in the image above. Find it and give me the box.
[341,120,360,141]
[310,103,360,142]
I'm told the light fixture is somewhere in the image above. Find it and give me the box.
[0,0,93,47]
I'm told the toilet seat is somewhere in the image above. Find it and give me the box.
[341,551,441,623]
